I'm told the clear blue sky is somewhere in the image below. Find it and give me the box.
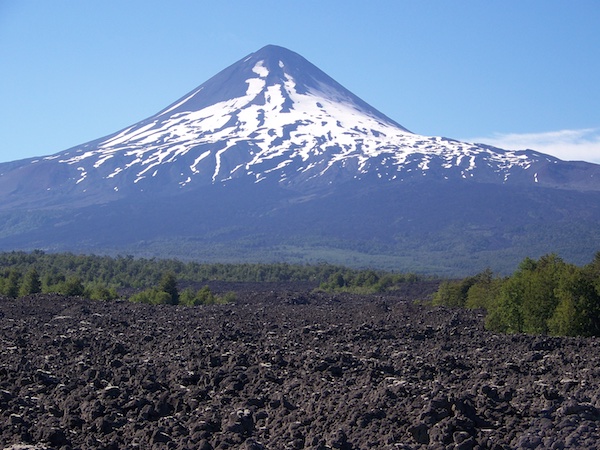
[1,1,599,163]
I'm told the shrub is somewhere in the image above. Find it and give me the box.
[434,253,600,337]
[433,269,496,308]
[85,283,119,301]
[46,276,85,297]
[130,288,172,305]
[180,286,235,306]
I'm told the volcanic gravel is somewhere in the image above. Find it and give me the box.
[1,286,600,449]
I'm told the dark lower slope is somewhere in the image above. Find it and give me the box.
[1,179,599,275]
[1,291,600,449]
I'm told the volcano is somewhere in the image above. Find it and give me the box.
[1,45,600,275]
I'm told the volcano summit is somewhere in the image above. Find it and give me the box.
[1,45,600,274]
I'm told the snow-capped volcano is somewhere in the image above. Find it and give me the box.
[59,44,411,188]
[2,45,600,274]
[5,44,592,204]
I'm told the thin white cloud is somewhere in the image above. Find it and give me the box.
[466,128,600,164]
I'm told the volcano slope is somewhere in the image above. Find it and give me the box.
[1,285,600,449]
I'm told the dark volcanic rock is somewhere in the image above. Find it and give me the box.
[1,289,600,449]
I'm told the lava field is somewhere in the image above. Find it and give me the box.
[1,285,600,449]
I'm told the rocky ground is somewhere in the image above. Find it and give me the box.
[1,284,600,449]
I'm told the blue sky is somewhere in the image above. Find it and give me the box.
[1,1,599,163]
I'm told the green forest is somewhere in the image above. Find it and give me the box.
[433,253,600,337]
[2,250,599,337]
[0,251,414,305]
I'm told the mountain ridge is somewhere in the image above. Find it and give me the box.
[3,44,600,211]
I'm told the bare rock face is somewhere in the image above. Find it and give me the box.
[1,288,600,449]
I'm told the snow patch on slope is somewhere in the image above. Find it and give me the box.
[44,52,540,190]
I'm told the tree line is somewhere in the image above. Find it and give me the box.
[0,251,351,289]
[318,269,423,293]
[0,250,392,304]
[127,272,235,306]
[5,250,598,337]
[433,253,600,337]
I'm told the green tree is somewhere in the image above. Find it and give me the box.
[353,270,380,288]
[487,271,527,333]
[319,272,347,291]
[43,272,66,293]
[486,254,571,334]
[19,268,42,296]
[130,288,171,305]
[522,254,565,333]
[549,264,600,336]
[180,286,234,306]
[432,280,465,307]
[433,269,496,308]
[465,275,503,310]
[179,288,196,306]
[85,283,119,301]
[196,285,218,305]
[59,277,85,296]
[158,272,179,305]
[4,269,21,298]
